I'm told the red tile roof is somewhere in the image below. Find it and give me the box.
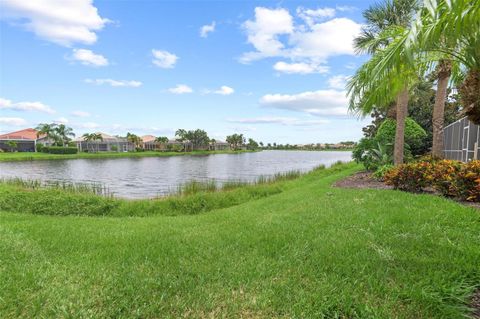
[0,128,45,140]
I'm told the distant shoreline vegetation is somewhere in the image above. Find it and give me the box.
[0,149,255,162]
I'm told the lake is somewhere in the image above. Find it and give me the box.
[0,150,352,198]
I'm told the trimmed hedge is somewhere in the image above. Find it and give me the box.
[42,146,78,154]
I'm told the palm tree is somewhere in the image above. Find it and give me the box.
[349,0,418,165]
[155,136,169,151]
[126,132,142,149]
[35,123,58,145]
[411,0,480,124]
[82,133,103,152]
[55,124,75,147]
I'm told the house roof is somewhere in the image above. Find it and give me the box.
[0,128,45,141]
[141,135,156,143]
[75,132,127,142]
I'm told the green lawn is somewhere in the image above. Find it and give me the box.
[0,149,252,162]
[0,164,479,318]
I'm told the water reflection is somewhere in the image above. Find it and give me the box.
[0,151,352,198]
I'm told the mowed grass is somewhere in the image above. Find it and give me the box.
[0,164,479,318]
[0,149,252,162]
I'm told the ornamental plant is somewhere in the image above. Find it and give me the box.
[430,160,462,197]
[456,161,480,202]
[384,161,432,192]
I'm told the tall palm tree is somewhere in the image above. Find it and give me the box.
[350,0,418,165]
[55,124,75,147]
[411,0,480,124]
[35,123,58,145]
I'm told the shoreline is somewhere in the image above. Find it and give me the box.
[0,149,256,162]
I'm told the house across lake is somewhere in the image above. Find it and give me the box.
[0,128,53,152]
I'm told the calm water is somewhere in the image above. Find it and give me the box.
[0,151,352,198]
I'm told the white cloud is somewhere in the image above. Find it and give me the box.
[240,7,362,73]
[168,84,193,94]
[84,78,142,87]
[273,61,329,74]
[0,97,55,114]
[0,0,109,46]
[241,7,294,62]
[152,49,178,68]
[227,116,329,126]
[214,86,234,95]
[71,49,108,66]
[327,75,350,89]
[0,117,27,126]
[260,89,348,116]
[296,7,336,26]
[200,21,216,38]
[71,110,91,118]
[54,117,69,124]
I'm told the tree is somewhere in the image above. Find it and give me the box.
[82,133,103,153]
[226,133,245,150]
[6,141,17,152]
[247,138,259,150]
[35,123,58,144]
[126,132,142,149]
[349,0,419,165]
[155,136,169,144]
[175,129,209,150]
[55,124,75,147]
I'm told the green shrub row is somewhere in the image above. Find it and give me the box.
[384,159,480,202]
[39,146,78,154]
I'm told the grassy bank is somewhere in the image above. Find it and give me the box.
[1,164,479,318]
[0,149,253,162]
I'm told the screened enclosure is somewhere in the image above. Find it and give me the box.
[443,117,480,162]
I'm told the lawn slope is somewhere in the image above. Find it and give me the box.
[1,164,479,318]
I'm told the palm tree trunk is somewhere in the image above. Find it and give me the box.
[394,87,409,165]
[432,60,451,158]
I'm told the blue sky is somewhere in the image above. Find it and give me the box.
[0,0,371,144]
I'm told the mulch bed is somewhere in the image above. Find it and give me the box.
[334,171,480,210]
[333,171,392,190]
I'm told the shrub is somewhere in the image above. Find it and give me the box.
[36,143,44,152]
[456,160,480,202]
[376,118,428,156]
[373,164,394,181]
[430,160,462,197]
[384,161,432,192]
[42,146,78,154]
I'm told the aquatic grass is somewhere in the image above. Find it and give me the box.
[0,177,113,197]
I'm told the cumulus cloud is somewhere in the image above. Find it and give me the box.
[0,117,27,126]
[71,49,108,66]
[241,7,293,62]
[168,84,193,94]
[240,7,362,74]
[327,75,350,89]
[0,0,109,46]
[260,89,348,116]
[214,86,234,95]
[200,21,215,38]
[84,78,142,87]
[152,49,178,68]
[273,61,328,74]
[71,110,91,118]
[296,7,336,26]
[227,116,329,126]
[0,97,55,114]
